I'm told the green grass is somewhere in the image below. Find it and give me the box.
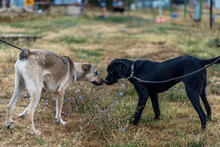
[0,11,220,146]
[2,14,78,34]
[71,48,103,63]
[164,83,187,102]
[94,15,147,24]
[59,36,88,44]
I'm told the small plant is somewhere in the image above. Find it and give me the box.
[71,49,103,63]
[59,36,88,44]
[164,83,187,102]
[208,37,220,48]
[95,15,146,24]
[188,138,205,147]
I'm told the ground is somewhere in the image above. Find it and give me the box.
[0,9,220,146]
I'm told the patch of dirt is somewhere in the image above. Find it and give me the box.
[125,43,181,61]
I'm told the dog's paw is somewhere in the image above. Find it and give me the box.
[60,120,66,126]
[6,122,14,129]
[130,120,138,126]
[55,118,66,126]
[154,116,160,120]
[18,113,26,118]
[27,129,41,136]
[207,115,211,122]
[201,123,206,131]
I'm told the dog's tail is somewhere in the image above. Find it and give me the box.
[201,56,220,66]
[19,48,30,60]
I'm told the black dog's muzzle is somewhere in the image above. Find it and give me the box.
[104,79,110,85]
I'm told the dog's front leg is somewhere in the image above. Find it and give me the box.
[55,91,66,125]
[149,93,160,120]
[131,84,149,125]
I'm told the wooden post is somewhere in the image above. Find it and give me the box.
[10,0,14,8]
[170,0,173,16]
[184,0,187,18]
[142,0,144,9]
[199,0,202,21]
[159,0,162,16]
[210,0,213,29]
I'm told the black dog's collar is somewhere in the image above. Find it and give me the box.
[128,61,135,79]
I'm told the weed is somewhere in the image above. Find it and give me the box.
[95,15,146,24]
[164,83,187,102]
[188,138,205,147]
[59,36,88,44]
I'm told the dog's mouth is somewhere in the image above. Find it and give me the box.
[92,79,104,86]
[104,79,116,85]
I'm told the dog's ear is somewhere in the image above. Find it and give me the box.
[82,63,91,73]
[117,61,128,78]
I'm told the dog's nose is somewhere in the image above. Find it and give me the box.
[104,79,109,84]
[101,79,105,83]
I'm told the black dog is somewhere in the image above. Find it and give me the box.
[105,56,220,130]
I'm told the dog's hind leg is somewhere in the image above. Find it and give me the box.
[150,93,160,120]
[6,71,25,128]
[131,84,149,125]
[185,84,207,131]
[18,105,29,118]
[25,79,43,136]
[200,88,211,121]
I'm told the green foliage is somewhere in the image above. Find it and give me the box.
[164,83,187,102]
[208,37,220,48]
[4,15,77,34]
[74,49,102,58]
[95,15,146,24]
[188,138,205,147]
[59,36,88,44]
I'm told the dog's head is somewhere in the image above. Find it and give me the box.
[104,59,129,85]
[81,63,104,86]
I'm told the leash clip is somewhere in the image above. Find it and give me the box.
[128,61,135,79]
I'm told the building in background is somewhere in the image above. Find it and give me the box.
[173,0,184,5]
[53,0,81,5]
[34,0,49,10]
[51,0,81,15]
[1,0,10,8]
[214,0,220,9]
[136,0,170,8]
[11,0,25,8]
[208,0,220,9]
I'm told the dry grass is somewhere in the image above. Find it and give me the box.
[0,9,220,146]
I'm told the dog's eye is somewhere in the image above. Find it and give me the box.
[95,71,99,75]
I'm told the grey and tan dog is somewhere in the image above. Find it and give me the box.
[6,49,104,135]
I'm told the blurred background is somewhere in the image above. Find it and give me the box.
[0,0,220,146]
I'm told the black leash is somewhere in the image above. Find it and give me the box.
[0,39,23,50]
[128,57,220,84]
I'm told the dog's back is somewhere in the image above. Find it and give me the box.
[16,49,73,92]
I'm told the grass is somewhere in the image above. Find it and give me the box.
[59,36,88,44]
[0,9,220,146]
[1,14,78,35]
[94,15,148,24]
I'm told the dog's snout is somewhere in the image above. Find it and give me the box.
[92,79,104,86]
[104,79,109,84]
[101,79,105,83]
[104,79,110,85]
